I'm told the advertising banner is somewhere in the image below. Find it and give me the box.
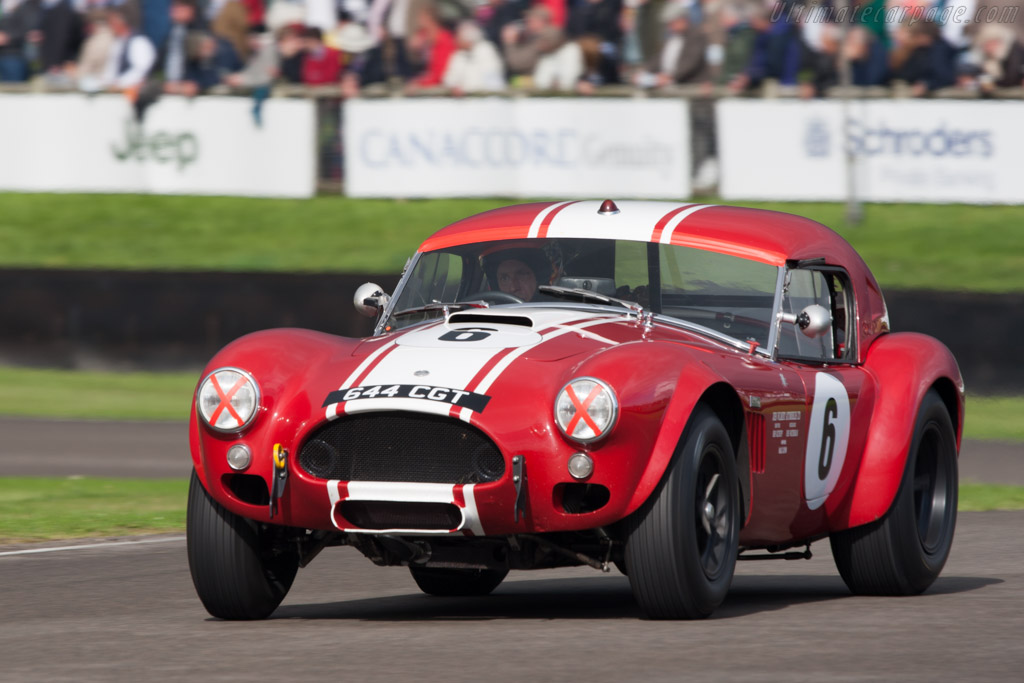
[344,98,690,198]
[0,94,315,198]
[717,99,1024,204]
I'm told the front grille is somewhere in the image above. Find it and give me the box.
[298,412,506,484]
[339,501,462,530]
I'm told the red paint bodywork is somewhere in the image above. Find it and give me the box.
[189,202,963,549]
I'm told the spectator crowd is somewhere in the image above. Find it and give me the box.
[0,0,1022,100]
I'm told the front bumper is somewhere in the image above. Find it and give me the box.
[194,407,660,537]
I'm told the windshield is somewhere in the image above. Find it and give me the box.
[384,238,779,347]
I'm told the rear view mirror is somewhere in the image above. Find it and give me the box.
[781,304,832,338]
[354,282,389,318]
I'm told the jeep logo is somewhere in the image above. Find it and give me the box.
[111,120,199,171]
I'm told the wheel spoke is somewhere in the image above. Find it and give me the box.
[704,473,719,502]
[699,473,719,536]
[714,505,729,535]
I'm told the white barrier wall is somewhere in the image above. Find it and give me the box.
[718,99,1024,204]
[344,98,691,199]
[0,94,316,198]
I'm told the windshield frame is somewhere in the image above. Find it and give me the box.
[376,251,426,335]
[377,242,786,358]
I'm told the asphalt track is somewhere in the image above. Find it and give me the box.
[0,419,1022,681]
[0,511,1020,682]
[2,417,1020,484]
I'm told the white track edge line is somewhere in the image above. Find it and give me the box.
[0,536,186,557]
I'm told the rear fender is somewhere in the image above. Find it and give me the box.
[833,333,964,529]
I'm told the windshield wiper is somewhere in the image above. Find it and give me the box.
[390,301,489,318]
[537,285,640,312]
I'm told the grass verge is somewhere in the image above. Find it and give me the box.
[963,396,1024,443]
[0,366,198,421]
[0,477,1018,544]
[958,484,1024,512]
[2,194,1024,292]
[0,477,187,543]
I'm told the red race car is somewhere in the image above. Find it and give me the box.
[187,200,963,620]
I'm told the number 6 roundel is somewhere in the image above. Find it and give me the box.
[804,372,851,510]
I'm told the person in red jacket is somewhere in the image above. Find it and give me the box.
[406,4,454,89]
[301,26,341,85]
[240,0,264,28]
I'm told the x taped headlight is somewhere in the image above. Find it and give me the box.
[197,367,260,432]
[554,377,618,444]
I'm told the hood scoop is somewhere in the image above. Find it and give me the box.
[396,313,542,349]
[447,312,534,328]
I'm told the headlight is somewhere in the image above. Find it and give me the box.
[197,367,260,432]
[554,377,618,443]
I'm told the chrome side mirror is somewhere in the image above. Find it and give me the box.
[780,304,832,338]
[354,282,389,318]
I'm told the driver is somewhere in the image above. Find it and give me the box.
[483,247,551,302]
[496,258,538,301]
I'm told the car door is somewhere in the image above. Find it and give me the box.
[774,266,872,535]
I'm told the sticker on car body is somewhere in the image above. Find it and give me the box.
[323,384,492,413]
[804,372,851,510]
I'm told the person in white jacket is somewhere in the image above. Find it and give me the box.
[442,19,505,94]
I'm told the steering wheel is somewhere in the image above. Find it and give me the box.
[464,291,523,305]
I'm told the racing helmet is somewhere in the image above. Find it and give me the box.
[480,243,561,290]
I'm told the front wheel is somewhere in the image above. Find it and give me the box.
[186,470,299,619]
[625,405,740,619]
[409,566,509,596]
[830,389,958,595]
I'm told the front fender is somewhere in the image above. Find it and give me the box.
[188,328,362,498]
[834,332,964,529]
[622,358,726,516]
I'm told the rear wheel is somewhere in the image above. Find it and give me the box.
[409,567,508,596]
[187,469,299,619]
[830,390,958,595]
[625,405,740,619]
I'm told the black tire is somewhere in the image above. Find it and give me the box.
[830,389,958,595]
[625,405,740,619]
[409,567,509,596]
[186,469,299,619]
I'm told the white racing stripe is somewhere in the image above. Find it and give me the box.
[331,311,615,422]
[346,481,459,503]
[457,316,621,421]
[548,322,618,346]
[527,200,576,238]
[327,481,483,535]
[322,313,624,534]
[523,200,717,246]
[341,338,400,387]
[462,484,484,536]
[337,340,527,420]
[0,536,185,558]
[659,204,715,244]
[324,337,402,420]
[327,478,343,509]
[359,345,503,389]
[474,317,619,395]
[544,200,684,241]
